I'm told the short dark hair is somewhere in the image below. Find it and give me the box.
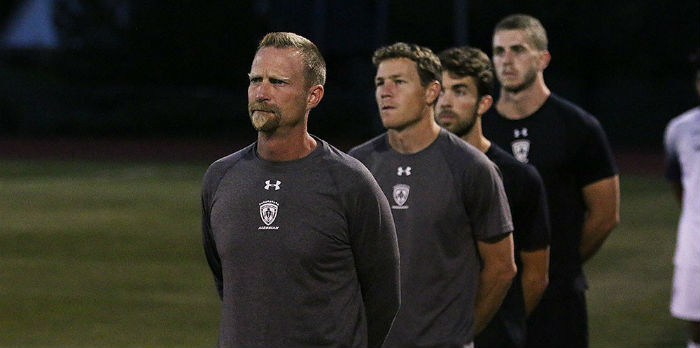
[439,46,495,98]
[494,14,548,51]
[257,32,326,86]
[372,42,442,86]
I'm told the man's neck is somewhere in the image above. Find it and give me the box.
[496,79,551,120]
[387,110,441,154]
[257,126,317,162]
[462,120,491,153]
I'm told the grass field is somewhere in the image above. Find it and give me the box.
[0,159,687,347]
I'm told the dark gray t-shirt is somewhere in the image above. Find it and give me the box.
[349,129,513,348]
[201,137,400,348]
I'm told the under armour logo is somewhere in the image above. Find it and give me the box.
[397,166,412,176]
[513,128,529,138]
[264,180,281,190]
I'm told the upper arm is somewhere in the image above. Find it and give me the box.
[201,181,224,299]
[519,165,551,251]
[464,159,513,240]
[582,175,620,224]
[477,233,516,270]
[519,247,549,280]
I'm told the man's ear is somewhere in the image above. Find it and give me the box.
[539,50,551,70]
[425,80,441,105]
[477,94,493,116]
[307,85,325,109]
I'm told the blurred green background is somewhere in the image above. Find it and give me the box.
[0,158,686,347]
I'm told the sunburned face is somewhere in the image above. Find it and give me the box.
[248,47,310,133]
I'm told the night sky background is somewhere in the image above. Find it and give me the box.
[1,0,698,150]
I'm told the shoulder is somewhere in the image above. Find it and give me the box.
[439,129,493,167]
[667,106,700,134]
[203,143,254,181]
[201,142,256,201]
[547,94,602,128]
[347,133,389,162]
[316,139,380,190]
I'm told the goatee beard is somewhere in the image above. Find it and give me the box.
[249,102,282,132]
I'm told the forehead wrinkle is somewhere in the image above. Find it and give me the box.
[251,47,304,76]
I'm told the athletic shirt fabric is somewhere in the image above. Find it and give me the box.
[349,128,513,347]
[476,144,551,347]
[482,94,618,291]
[201,136,401,348]
[664,106,700,268]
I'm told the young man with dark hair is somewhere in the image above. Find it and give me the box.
[437,45,550,348]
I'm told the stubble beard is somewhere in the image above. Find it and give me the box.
[437,109,477,138]
[502,67,538,94]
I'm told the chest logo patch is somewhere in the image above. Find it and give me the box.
[259,200,280,229]
[264,180,281,190]
[511,139,530,163]
[397,166,412,176]
[392,184,410,209]
[513,127,528,138]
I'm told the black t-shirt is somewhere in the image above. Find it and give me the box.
[476,144,550,347]
[349,129,513,347]
[483,94,617,291]
[201,137,400,348]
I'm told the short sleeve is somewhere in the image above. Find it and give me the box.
[574,116,618,188]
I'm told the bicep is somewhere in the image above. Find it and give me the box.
[519,247,549,279]
[582,175,619,218]
[476,233,515,267]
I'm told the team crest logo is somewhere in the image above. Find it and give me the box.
[511,139,530,163]
[392,184,410,209]
[259,200,279,228]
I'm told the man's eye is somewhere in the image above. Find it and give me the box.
[271,79,285,84]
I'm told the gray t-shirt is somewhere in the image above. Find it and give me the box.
[349,129,513,347]
[201,137,400,348]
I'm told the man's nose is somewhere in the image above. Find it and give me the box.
[378,83,393,98]
[437,92,451,107]
[253,82,271,101]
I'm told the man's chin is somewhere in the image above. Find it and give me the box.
[251,113,279,132]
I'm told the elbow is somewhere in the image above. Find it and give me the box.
[602,212,620,234]
[522,272,549,296]
[502,262,517,283]
[610,212,620,230]
[541,275,549,291]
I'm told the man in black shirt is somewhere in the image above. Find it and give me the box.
[201,32,400,348]
[350,42,516,348]
[482,14,620,348]
[437,46,550,348]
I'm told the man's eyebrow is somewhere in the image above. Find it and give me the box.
[376,73,404,80]
[247,73,291,81]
